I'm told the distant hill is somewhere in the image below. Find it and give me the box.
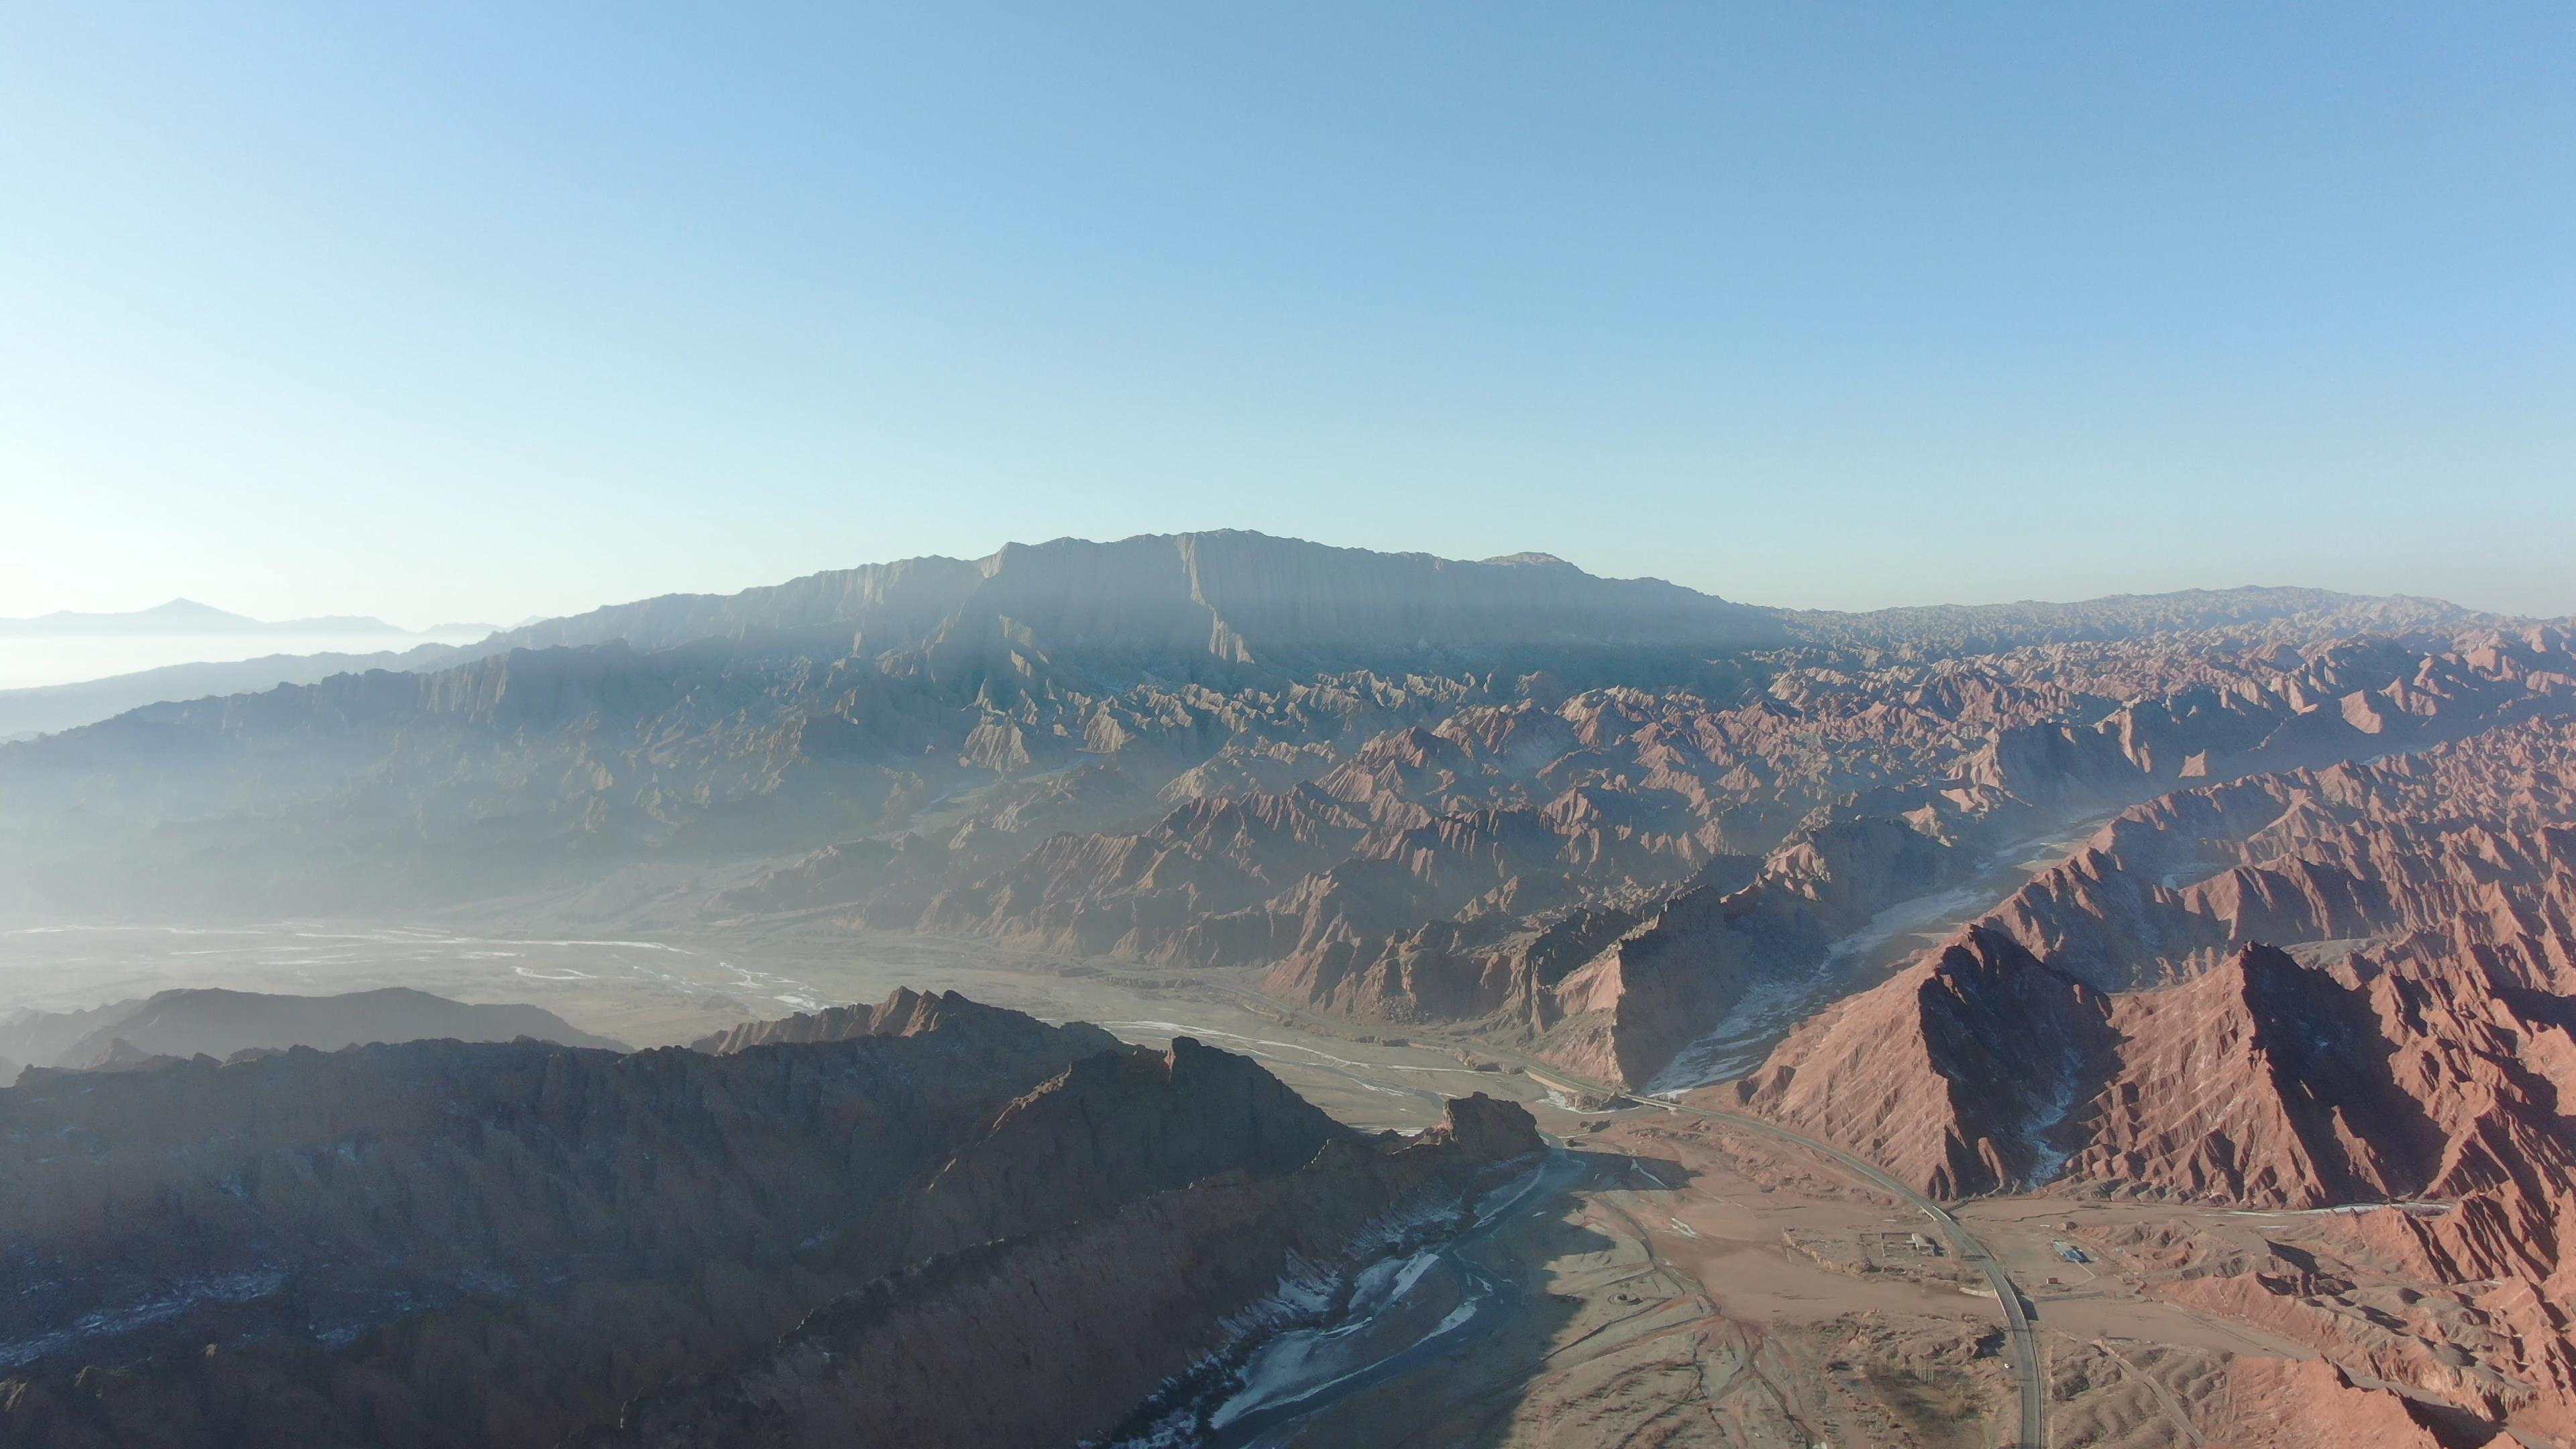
[0,598,417,636]
[480,530,1787,662]
[1771,585,2512,651]
[0,987,627,1072]
[0,639,480,740]
[0,531,2541,923]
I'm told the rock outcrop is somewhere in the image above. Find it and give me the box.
[572,1094,1541,1449]
[0,996,1424,1449]
[1734,716,2576,1199]
[5,537,2566,1103]
[2213,1358,2449,1449]
[1733,925,2112,1196]
[684,985,1116,1059]
[1726,714,2576,1443]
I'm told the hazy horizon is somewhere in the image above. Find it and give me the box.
[7,6,2572,626]
[1,529,2565,663]
[0,629,493,694]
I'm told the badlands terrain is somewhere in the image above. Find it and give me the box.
[2,532,2573,1446]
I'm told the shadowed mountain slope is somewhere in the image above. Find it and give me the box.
[0,991,1534,1449]
[481,531,1786,664]
[0,986,626,1073]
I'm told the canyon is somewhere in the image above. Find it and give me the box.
[3,533,2575,1445]
[1726,712,2576,1443]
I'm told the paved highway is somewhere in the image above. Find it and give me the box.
[1664,1099,2047,1448]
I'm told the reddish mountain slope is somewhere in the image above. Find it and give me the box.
[1726,714,2576,1442]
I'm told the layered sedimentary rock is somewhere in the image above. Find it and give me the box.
[0,994,1481,1449]
[1731,925,2112,1196]
[881,627,2572,1088]
[1729,714,2576,1443]
[1736,715,2576,1197]
[3,537,2568,1095]
[2212,1358,2449,1449]
[1539,816,1950,1086]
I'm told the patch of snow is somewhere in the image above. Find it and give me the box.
[0,1269,288,1368]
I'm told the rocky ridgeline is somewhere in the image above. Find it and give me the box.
[4,535,2566,1099]
[0,986,627,1073]
[0,991,1538,1448]
[1727,714,2576,1442]
[878,624,2575,1088]
[573,1095,1540,1449]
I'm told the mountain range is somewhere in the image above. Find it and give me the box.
[0,599,472,637]
[1,536,2563,1073]
[0,986,627,1075]
[6,530,2576,1444]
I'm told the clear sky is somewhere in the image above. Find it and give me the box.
[4,4,2571,627]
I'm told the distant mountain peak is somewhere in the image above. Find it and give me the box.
[140,598,254,623]
[0,600,413,635]
[482,531,1784,664]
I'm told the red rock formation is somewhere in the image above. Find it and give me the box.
[1737,718,2576,1199]
[1983,712,2576,991]
[892,627,2568,1089]
[1546,814,1955,1086]
[1731,925,2112,1196]
[2213,1358,2448,1449]
[1730,715,2576,1442]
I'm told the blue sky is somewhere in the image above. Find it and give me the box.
[3,3,2570,625]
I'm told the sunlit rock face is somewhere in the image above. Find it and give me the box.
[1720,714,2576,1438]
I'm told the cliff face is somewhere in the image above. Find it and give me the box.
[2212,1358,2449,1449]
[1723,714,2576,1440]
[1733,925,2113,1197]
[5,539,2571,1115]
[885,627,2573,1091]
[1981,704,2576,991]
[1734,715,2576,1199]
[0,995,1444,1449]
[1542,816,1948,1087]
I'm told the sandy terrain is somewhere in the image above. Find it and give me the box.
[1225,1111,2394,1448]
